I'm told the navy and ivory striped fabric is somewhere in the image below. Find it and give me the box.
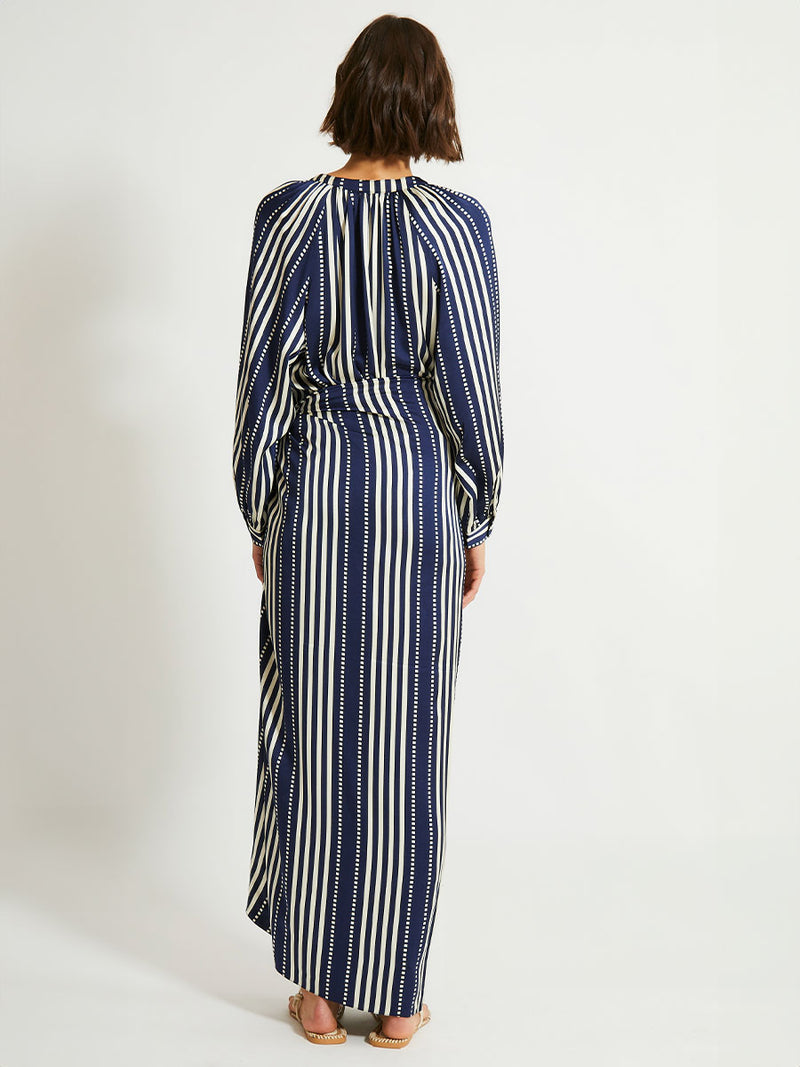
[232,172,503,1017]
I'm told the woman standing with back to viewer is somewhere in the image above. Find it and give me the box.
[232,13,505,1049]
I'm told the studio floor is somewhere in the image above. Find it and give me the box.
[2,830,797,1066]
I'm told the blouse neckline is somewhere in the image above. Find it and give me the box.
[312,173,424,192]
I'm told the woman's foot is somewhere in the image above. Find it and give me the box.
[378,1003,430,1039]
[287,987,340,1034]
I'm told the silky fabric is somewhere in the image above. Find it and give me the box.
[233,172,504,1016]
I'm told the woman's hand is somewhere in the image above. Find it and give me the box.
[252,541,264,583]
[462,542,486,608]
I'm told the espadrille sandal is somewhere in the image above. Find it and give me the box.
[288,989,347,1044]
[367,1003,431,1048]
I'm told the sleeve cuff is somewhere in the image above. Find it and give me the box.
[464,514,493,548]
[248,524,265,548]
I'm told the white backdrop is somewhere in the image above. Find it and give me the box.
[1,1,798,1064]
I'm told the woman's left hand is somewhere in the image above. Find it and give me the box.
[252,541,264,583]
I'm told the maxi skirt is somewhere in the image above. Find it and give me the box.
[246,373,466,1018]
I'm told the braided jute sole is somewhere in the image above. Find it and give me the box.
[288,990,347,1044]
[367,1004,431,1048]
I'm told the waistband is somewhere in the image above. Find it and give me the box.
[295,374,433,417]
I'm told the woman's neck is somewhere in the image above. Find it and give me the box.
[327,153,414,180]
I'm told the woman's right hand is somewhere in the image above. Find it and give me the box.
[462,542,486,608]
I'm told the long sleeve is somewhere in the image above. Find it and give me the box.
[430,201,504,549]
[233,186,309,547]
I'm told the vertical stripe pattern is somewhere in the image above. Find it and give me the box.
[232,172,504,1017]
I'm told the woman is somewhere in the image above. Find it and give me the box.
[232,14,504,1048]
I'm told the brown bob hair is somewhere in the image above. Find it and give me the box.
[319,15,464,164]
